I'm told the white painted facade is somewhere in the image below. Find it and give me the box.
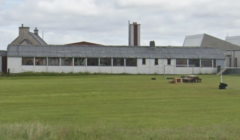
[8,57,223,74]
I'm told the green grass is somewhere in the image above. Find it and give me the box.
[0,75,240,139]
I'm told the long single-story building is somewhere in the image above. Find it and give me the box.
[7,45,226,74]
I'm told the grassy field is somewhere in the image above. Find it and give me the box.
[0,74,240,139]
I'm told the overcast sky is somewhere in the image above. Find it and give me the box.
[0,0,240,50]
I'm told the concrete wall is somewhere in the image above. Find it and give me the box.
[8,57,221,74]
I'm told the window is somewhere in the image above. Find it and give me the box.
[213,59,216,68]
[126,58,137,66]
[48,58,59,66]
[201,59,212,67]
[167,59,171,65]
[189,59,200,67]
[113,58,124,66]
[87,58,99,66]
[61,58,73,66]
[22,57,34,65]
[154,59,158,65]
[100,58,111,66]
[35,57,46,66]
[142,58,146,65]
[176,59,187,67]
[74,58,86,66]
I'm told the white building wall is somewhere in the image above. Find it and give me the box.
[7,57,219,74]
[8,57,22,73]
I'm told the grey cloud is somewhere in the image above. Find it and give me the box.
[1,0,240,50]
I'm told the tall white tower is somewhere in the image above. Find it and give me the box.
[129,21,140,46]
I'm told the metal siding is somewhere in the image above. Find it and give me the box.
[183,34,204,47]
[130,25,134,46]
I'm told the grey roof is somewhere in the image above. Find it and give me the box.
[0,50,7,56]
[225,35,240,46]
[29,32,48,45]
[7,45,226,59]
[183,33,240,51]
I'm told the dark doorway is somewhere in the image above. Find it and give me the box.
[2,56,7,74]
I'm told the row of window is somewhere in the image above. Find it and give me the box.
[142,59,216,67]
[22,57,137,66]
[23,57,217,68]
[176,59,216,67]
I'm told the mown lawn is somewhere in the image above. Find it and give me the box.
[0,75,240,139]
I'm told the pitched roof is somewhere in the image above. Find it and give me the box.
[7,45,226,59]
[29,32,48,45]
[65,41,103,46]
[183,33,240,51]
[225,35,240,46]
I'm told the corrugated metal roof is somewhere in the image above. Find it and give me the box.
[0,50,7,56]
[7,45,226,59]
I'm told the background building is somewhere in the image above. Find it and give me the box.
[225,35,240,46]
[129,22,140,46]
[10,24,47,46]
[183,33,240,67]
